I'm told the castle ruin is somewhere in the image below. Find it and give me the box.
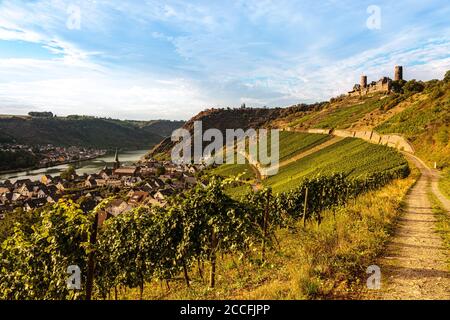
[348,65,403,97]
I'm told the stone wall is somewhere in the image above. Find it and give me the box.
[307,128,332,135]
[332,129,414,153]
[283,127,414,153]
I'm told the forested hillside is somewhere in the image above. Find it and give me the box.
[0,116,184,149]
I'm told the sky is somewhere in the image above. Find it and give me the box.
[0,0,449,120]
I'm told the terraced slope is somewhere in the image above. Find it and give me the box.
[277,136,344,168]
[275,131,332,162]
[263,138,407,193]
[209,132,408,196]
[209,163,255,180]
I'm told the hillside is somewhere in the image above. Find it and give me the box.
[148,103,326,158]
[148,72,449,170]
[270,74,450,168]
[0,116,184,149]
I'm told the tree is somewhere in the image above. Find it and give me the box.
[242,187,279,261]
[28,111,53,118]
[61,165,76,181]
[0,150,38,171]
[156,166,166,176]
[403,79,425,94]
[0,200,95,300]
[0,207,39,243]
[390,79,406,93]
[96,207,162,299]
[444,70,450,83]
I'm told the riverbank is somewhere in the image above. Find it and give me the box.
[0,153,105,176]
[0,149,150,183]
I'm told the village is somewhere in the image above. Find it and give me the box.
[0,150,206,221]
[0,143,106,170]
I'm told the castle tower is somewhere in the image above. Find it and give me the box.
[113,148,120,170]
[394,66,403,81]
[360,75,367,88]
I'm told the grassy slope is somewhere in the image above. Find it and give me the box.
[375,83,450,168]
[312,95,386,129]
[429,192,450,270]
[209,132,335,195]
[439,168,450,200]
[268,79,449,170]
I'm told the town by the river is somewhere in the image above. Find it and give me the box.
[0,150,149,183]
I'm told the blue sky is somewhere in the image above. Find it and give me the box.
[0,0,449,120]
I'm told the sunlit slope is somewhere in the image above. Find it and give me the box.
[208,132,408,195]
[264,138,408,193]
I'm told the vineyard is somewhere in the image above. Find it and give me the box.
[268,131,332,162]
[0,153,409,300]
[264,138,408,193]
[0,125,412,300]
[210,163,255,180]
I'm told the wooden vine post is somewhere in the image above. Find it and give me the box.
[303,187,309,227]
[261,190,270,262]
[209,229,218,288]
[86,212,99,300]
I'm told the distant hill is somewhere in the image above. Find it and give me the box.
[0,116,184,149]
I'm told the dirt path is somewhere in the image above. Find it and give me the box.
[249,162,263,191]
[366,153,450,300]
[278,136,344,168]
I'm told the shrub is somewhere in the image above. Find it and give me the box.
[403,80,425,94]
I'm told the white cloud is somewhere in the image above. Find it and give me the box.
[0,0,449,119]
[0,59,211,119]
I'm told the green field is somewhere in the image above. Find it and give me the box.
[376,101,442,136]
[313,96,385,129]
[264,138,408,193]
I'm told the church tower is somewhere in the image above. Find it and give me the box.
[113,148,121,170]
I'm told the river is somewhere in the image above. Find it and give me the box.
[0,149,149,183]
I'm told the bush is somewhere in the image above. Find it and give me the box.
[403,80,425,94]
[444,70,450,83]
[390,80,406,94]
[436,127,449,146]
[430,86,444,99]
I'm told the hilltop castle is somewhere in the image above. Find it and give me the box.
[348,66,403,97]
